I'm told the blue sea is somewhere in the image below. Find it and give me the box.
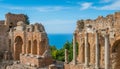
[48,34,73,49]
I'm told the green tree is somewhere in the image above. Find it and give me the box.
[24,14,30,25]
[50,46,57,59]
[50,41,79,62]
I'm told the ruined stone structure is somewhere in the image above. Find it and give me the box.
[64,12,120,69]
[0,13,28,54]
[0,20,9,54]
[0,13,53,68]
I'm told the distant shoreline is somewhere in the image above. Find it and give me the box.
[48,34,73,49]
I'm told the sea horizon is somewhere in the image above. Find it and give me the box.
[48,33,73,49]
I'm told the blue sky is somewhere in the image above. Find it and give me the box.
[0,0,119,34]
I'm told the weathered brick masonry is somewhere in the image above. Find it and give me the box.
[65,12,120,69]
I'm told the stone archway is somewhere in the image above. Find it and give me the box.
[14,36,23,60]
[112,39,120,69]
[79,43,85,63]
[39,40,46,55]
[33,40,37,55]
[90,44,95,64]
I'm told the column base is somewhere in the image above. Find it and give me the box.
[95,67,100,69]
[84,66,89,69]
[84,63,89,68]
[72,61,77,65]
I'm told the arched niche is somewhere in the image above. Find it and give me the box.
[112,39,120,69]
[14,36,23,60]
[39,40,46,55]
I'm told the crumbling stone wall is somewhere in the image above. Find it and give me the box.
[65,12,120,69]
[0,13,29,59]
[0,24,9,59]
[5,12,28,27]
[76,12,120,69]
[0,13,53,69]
[9,21,53,68]
[0,20,5,25]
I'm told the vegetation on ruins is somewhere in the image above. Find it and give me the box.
[50,41,78,62]
[7,12,30,25]
[77,20,84,31]
[24,14,30,25]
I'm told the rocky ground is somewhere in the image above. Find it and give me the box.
[0,60,13,69]
[0,60,64,69]
[6,64,48,69]
[0,60,48,69]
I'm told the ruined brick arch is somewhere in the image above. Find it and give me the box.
[112,39,120,69]
[90,44,96,64]
[78,42,90,63]
[79,43,85,63]
[33,40,37,55]
[14,36,23,60]
[97,34,105,66]
[39,40,46,55]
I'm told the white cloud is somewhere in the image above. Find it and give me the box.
[35,6,70,12]
[7,6,25,10]
[80,2,92,10]
[93,0,120,10]
[0,4,25,10]
[79,0,120,10]
[101,0,112,3]
[0,4,70,12]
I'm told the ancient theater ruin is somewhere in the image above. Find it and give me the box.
[0,13,54,68]
[64,12,120,69]
[12,22,53,67]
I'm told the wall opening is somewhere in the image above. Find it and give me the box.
[14,36,23,60]
[39,40,46,55]
[112,39,120,69]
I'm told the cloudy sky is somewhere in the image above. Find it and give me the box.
[0,0,119,34]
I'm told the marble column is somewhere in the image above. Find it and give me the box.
[104,34,110,69]
[73,32,76,65]
[65,49,68,63]
[85,32,89,67]
[95,31,100,69]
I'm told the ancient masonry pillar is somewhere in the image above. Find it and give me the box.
[65,49,68,63]
[84,32,89,67]
[73,32,76,65]
[95,31,100,69]
[26,44,29,54]
[23,32,26,54]
[31,41,34,54]
[22,44,25,54]
[104,34,110,69]
[31,35,34,55]
[37,40,40,55]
